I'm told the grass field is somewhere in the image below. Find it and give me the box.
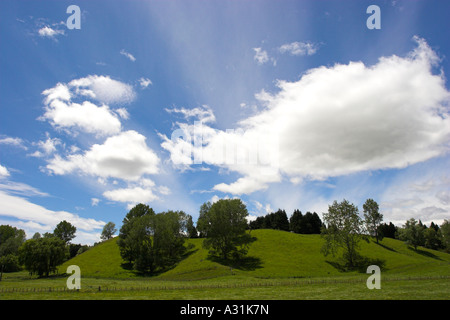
[1,230,449,300]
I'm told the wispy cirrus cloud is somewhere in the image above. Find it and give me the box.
[0,136,28,150]
[120,49,136,62]
[278,41,319,56]
[253,47,269,65]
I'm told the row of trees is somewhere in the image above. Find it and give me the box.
[249,209,323,234]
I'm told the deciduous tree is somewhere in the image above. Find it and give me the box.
[363,199,383,243]
[197,199,254,260]
[321,199,367,269]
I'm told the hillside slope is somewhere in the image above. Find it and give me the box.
[60,229,450,280]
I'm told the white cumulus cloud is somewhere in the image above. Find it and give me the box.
[38,26,64,39]
[0,165,10,177]
[162,37,450,195]
[40,75,136,137]
[46,130,160,181]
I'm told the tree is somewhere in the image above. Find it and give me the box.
[101,222,117,241]
[273,209,290,231]
[0,225,26,279]
[152,210,188,269]
[186,215,198,238]
[197,199,254,260]
[321,199,367,269]
[303,212,323,234]
[289,209,303,233]
[117,204,188,273]
[19,236,67,277]
[117,204,156,267]
[53,220,76,244]
[399,218,425,251]
[363,199,383,243]
[249,216,265,230]
[440,220,450,253]
[423,227,442,250]
[197,201,212,237]
[289,210,323,234]
[378,222,397,239]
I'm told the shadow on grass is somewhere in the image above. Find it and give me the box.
[375,241,397,253]
[326,255,387,273]
[408,247,443,261]
[208,255,263,271]
[120,245,200,277]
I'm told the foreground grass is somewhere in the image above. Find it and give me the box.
[0,274,448,300]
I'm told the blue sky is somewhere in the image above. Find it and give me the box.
[1,0,449,244]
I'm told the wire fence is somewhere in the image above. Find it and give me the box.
[1,275,449,294]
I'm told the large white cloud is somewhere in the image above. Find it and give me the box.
[40,75,135,136]
[47,130,160,181]
[162,37,450,195]
[68,75,136,105]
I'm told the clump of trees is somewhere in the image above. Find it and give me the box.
[0,220,97,279]
[397,218,449,252]
[249,209,323,234]
[290,210,322,234]
[0,225,25,280]
[18,220,77,277]
[249,209,289,231]
[117,204,191,274]
[19,236,67,277]
[197,199,254,260]
[118,199,256,272]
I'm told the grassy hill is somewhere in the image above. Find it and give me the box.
[59,229,450,281]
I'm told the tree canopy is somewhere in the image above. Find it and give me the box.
[197,199,254,260]
[117,204,189,273]
[321,199,367,269]
[101,222,117,241]
[53,220,76,244]
[363,199,383,243]
[19,236,67,277]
